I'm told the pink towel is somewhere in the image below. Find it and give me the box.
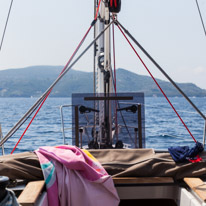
[35,145,119,206]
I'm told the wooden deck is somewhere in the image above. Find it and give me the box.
[18,181,45,206]
[113,177,174,185]
[184,177,206,202]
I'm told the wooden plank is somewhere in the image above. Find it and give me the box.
[18,180,45,206]
[113,177,174,184]
[184,178,206,202]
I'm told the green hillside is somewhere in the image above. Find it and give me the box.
[0,66,205,97]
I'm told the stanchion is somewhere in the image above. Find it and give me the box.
[0,124,4,155]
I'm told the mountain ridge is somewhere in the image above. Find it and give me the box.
[0,65,205,97]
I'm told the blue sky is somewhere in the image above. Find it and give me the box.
[0,0,206,89]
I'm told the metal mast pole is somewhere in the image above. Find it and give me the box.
[96,0,113,147]
[93,0,98,143]
[96,1,105,146]
[104,0,113,146]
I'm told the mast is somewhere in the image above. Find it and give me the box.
[103,0,113,147]
[96,0,113,147]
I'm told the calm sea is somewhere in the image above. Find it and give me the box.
[0,97,205,155]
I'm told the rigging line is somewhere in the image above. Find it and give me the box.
[112,22,117,94]
[1,0,102,147]
[93,0,97,141]
[112,21,118,142]
[93,0,98,93]
[0,95,44,147]
[0,0,14,53]
[11,24,94,153]
[11,90,51,154]
[1,22,94,148]
[10,25,90,153]
[95,0,102,20]
[10,21,113,153]
[110,26,134,144]
[195,0,206,37]
[111,18,134,145]
[110,69,135,145]
[116,23,197,143]
[114,0,117,8]
[110,0,113,8]
[93,0,101,137]
[116,20,206,121]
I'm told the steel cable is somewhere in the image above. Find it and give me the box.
[115,21,197,143]
[195,0,206,37]
[0,0,14,53]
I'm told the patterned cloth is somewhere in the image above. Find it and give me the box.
[35,145,119,206]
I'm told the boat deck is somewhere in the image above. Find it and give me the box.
[16,177,206,206]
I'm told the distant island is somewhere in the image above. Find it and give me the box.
[0,65,205,97]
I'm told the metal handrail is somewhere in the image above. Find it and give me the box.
[203,121,206,148]
[0,124,5,155]
[60,105,73,145]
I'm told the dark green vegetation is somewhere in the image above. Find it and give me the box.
[0,66,205,97]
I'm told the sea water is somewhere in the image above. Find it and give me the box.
[0,97,205,154]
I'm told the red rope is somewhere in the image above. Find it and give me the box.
[10,6,107,154]
[116,24,197,143]
[11,25,93,154]
[110,0,113,8]
[114,0,117,8]
[11,90,51,154]
[95,0,102,20]
[11,0,103,154]
[112,22,118,140]
[112,24,117,94]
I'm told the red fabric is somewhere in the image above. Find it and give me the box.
[114,0,117,8]
[189,155,202,163]
[110,0,113,7]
